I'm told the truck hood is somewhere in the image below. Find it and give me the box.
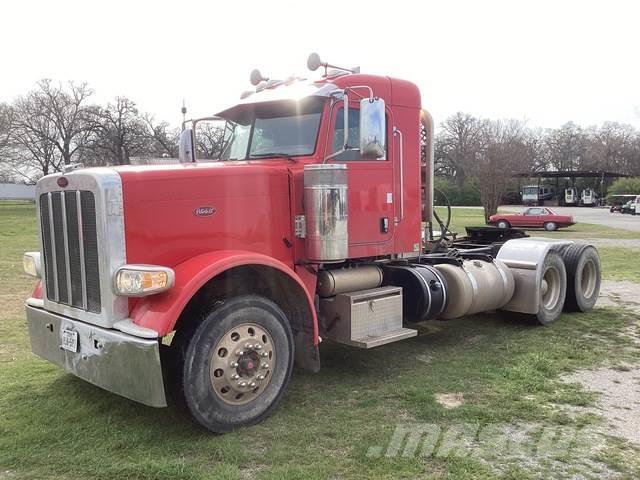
[116,161,294,268]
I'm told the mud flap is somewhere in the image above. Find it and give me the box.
[294,331,320,372]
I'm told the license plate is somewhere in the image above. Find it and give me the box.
[61,329,78,352]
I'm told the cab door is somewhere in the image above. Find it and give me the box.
[326,103,396,257]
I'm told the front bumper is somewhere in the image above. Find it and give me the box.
[26,305,167,407]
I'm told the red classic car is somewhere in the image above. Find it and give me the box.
[488,207,575,231]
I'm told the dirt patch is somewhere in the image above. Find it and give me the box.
[557,279,640,448]
[599,280,640,314]
[563,367,640,446]
[584,238,640,250]
[435,393,464,409]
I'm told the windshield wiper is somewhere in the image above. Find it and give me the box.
[249,152,297,162]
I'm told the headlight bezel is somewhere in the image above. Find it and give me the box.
[113,264,175,297]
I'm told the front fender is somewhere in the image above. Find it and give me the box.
[129,250,317,339]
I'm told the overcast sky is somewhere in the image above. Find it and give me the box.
[2,0,639,129]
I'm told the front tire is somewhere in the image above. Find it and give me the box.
[175,295,294,433]
[544,222,558,231]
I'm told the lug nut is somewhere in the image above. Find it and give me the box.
[231,362,239,368]
[260,352,268,357]
[261,363,269,369]
[257,375,265,380]
[245,343,252,349]
[232,374,239,380]
[249,382,256,387]
[255,344,262,350]
[236,350,244,356]
[239,381,247,387]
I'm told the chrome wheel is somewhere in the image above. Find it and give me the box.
[580,259,597,299]
[541,265,562,310]
[210,323,276,405]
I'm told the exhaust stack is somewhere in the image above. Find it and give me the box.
[420,109,435,240]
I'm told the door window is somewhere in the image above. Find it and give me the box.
[526,208,544,215]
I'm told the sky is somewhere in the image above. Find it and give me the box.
[1,0,639,130]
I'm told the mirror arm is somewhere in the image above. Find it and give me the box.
[323,91,356,164]
[344,85,374,101]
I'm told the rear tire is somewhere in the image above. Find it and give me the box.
[496,220,511,229]
[173,295,294,433]
[544,222,558,231]
[534,252,567,325]
[562,244,601,312]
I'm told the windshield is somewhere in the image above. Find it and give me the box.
[219,98,324,160]
[523,187,538,195]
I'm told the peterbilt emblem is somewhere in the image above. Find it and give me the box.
[194,206,216,217]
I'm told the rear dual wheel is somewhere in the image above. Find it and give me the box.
[173,295,294,433]
[562,244,601,312]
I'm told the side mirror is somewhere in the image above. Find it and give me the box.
[179,129,195,163]
[359,98,386,159]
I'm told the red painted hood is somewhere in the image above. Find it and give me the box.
[115,162,294,269]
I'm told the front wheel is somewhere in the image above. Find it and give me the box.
[174,295,294,432]
[544,222,558,231]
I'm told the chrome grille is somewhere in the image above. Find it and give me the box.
[39,191,101,313]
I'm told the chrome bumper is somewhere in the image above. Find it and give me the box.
[26,305,167,407]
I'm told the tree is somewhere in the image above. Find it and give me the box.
[31,79,96,166]
[195,122,225,159]
[473,119,532,222]
[435,112,485,185]
[144,115,180,158]
[584,122,638,174]
[9,95,63,180]
[90,97,149,165]
[544,122,586,172]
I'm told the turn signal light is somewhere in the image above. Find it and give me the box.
[23,252,42,278]
[114,265,174,297]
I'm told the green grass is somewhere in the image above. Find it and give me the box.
[1,202,639,479]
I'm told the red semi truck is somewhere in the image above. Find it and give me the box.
[23,54,602,432]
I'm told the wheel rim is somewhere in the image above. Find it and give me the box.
[541,266,561,310]
[581,259,597,299]
[209,323,276,405]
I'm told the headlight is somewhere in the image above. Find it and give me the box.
[23,252,41,278]
[114,265,174,297]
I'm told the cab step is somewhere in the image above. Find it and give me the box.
[347,327,417,349]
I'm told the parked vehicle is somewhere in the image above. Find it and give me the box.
[631,195,640,215]
[488,207,575,231]
[22,54,601,433]
[608,194,637,214]
[564,187,578,206]
[522,185,554,206]
[580,188,599,207]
